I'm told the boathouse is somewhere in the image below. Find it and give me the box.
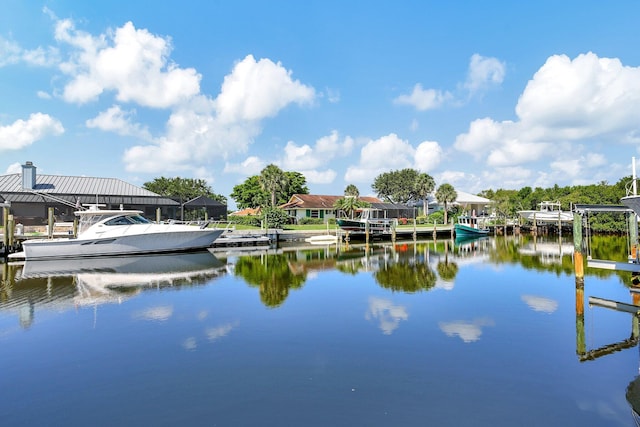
[0,161,224,225]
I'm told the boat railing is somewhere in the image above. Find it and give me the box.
[625,178,639,197]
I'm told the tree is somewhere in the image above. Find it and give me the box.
[372,169,420,204]
[284,171,310,200]
[230,176,269,210]
[260,164,288,207]
[414,173,435,217]
[344,184,360,198]
[231,169,309,210]
[435,183,457,224]
[143,177,226,204]
[334,196,370,219]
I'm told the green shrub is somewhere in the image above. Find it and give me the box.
[426,211,445,224]
[228,215,262,227]
[298,217,325,225]
[263,207,289,229]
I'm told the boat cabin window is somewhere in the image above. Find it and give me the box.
[105,214,152,226]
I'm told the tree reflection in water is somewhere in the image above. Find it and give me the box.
[233,254,306,308]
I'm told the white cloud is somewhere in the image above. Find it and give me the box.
[86,105,151,140]
[223,156,266,175]
[281,131,353,170]
[463,54,506,95]
[0,113,64,151]
[394,83,452,111]
[455,52,640,172]
[345,133,431,183]
[0,36,59,67]
[302,169,337,184]
[123,54,316,172]
[215,54,315,123]
[55,19,201,107]
[5,162,22,174]
[414,140,443,172]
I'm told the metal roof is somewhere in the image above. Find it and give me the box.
[0,173,159,196]
[0,173,179,206]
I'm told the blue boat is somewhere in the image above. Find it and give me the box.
[454,215,490,238]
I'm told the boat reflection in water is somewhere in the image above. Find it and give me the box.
[2,250,227,328]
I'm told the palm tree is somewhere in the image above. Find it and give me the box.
[334,196,370,219]
[415,173,435,217]
[259,164,288,207]
[344,184,360,198]
[435,183,457,224]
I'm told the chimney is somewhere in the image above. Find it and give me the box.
[21,161,36,189]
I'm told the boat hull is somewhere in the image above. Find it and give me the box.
[621,195,640,216]
[21,228,224,260]
[518,211,574,222]
[454,224,489,238]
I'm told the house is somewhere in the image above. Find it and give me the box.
[279,194,413,223]
[0,161,213,225]
[229,207,262,216]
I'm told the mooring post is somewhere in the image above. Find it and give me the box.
[156,207,161,223]
[47,207,54,239]
[365,220,370,245]
[573,211,586,357]
[412,218,416,242]
[629,211,639,262]
[7,215,14,248]
[2,206,8,249]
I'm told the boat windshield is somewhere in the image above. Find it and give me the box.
[104,214,152,226]
[77,212,151,234]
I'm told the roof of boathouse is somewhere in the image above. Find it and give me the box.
[0,172,179,206]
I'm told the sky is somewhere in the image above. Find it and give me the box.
[2,1,640,210]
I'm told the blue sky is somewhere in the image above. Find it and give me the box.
[2,1,640,209]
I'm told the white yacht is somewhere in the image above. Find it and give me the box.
[13,206,224,260]
[518,201,573,223]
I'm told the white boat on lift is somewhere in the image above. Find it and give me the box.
[518,201,573,223]
[13,206,224,261]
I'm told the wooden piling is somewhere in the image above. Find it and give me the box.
[2,206,8,249]
[573,212,584,279]
[7,215,14,248]
[47,207,54,239]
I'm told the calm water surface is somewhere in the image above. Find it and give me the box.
[0,235,639,426]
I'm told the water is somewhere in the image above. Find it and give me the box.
[0,235,638,426]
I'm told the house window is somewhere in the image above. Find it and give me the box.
[309,210,320,218]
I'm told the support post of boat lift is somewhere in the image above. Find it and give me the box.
[412,216,416,242]
[573,211,584,280]
[532,212,537,235]
[2,205,9,249]
[47,207,54,239]
[7,214,14,248]
[629,211,639,263]
[365,220,370,245]
[73,217,78,238]
[156,208,161,223]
